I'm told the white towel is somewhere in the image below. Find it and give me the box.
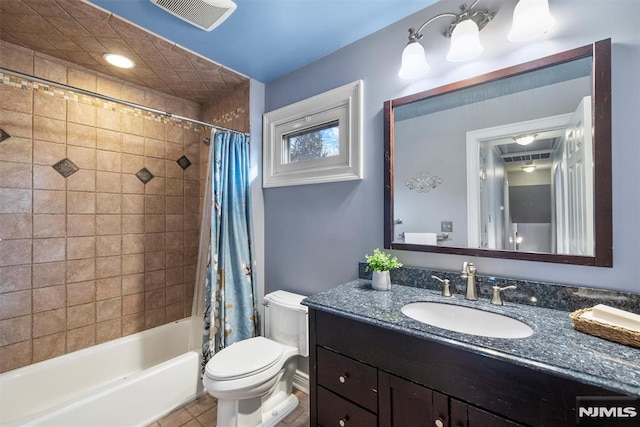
[582,304,640,333]
[404,232,438,245]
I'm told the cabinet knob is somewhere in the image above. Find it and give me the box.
[338,415,350,426]
[338,373,349,383]
[434,418,444,427]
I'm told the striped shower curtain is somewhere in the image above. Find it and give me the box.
[201,131,258,369]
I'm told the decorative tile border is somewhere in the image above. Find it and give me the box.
[358,262,640,313]
[0,127,10,143]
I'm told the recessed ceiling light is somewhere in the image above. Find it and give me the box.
[513,134,537,146]
[103,53,135,69]
[521,165,537,173]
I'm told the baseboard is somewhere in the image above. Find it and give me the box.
[292,369,309,394]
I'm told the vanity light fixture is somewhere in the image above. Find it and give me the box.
[103,53,135,69]
[513,133,537,146]
[399,0,555,79]
[508,0,555,42]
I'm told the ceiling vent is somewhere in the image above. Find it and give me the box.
[150,0,237,31]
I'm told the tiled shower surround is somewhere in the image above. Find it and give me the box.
[0,41,211,373]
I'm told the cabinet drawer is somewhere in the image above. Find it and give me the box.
[318,386,377,427]
[317,346,378,412]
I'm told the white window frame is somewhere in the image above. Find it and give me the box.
[263,80,363,188]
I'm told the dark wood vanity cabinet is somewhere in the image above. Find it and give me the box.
[309,309,620,427]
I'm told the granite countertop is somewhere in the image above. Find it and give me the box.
[303,279,640,397]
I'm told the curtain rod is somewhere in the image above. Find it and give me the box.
[0,67,249,137]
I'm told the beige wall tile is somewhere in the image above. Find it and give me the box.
[144,137,165,158]
[96,171,121,193]
[0,188,32,213]
[0,161,32,189]
[32,261,66,288]
[96,193,121,214]
[122,253,144,275]
[67,191,96,214]
[96,128,121,152]
[96,235,121,257]
[166,197,184,215]
[0,136,32,164]
[122,174,144,194]
[166,159,184,179]
[0,290,31,320]
[0,85,33,114]
[1,109,33,138]
[144,270,165,291]
[66,258,95,283]
[96,214,121,235]
[67,122,97,148]
[122,154,143,174]
[33,214,65,238]
[97,318,121,344]
[166,214,183,232]
[122,234,144,255]
[66,236,96,260]
[32,332,66,363]
[33,308,65,338]
[144,121,165,141]
[67,280,96,306]
[96,150,121,172]
[66,169,96,191]
[0,265,31,294]
[122,214,144,233]
[122,133,144,154]
[34,92,65,120]
[121,114,144,137]
[33,285,66,312]
[68,68,96,92]
[0,43,34,74]
[67,145,96,169]
[145,157,165,177]
[166,284,185,305]
[166,232,184,251]
[33,237,65,264]
[0,315,31,346]
[122,194,143,214]
[166,250,184,268]
[145,214,165,233]
[67,324,95,352]
[166,302,184,323]
[0,340,32,373]
[0,214,32,239]
[33,140,65,165]
[184,164,199,181]
[33,116,65,143]
[166,142,183,160]
[0,239,31,267]
[67,214,96,236]
[122,273,144,295]
[144,289,165,310]
[33,164,66,190]
[122,293,143,316]
[67,302,96,329]
[144,233,166,252]
[67,102,96,127]
[184,246,198,265]
[96,109,121,132]
[166,266,183,287]
[166,178,183,196]
[145,195,165,214]
[33,189,65,214]
[122,313,144,336]
[144,307,165,329]
[96,277,121,300]
[34,56,66,84]
[96,297,121,322]
[96,255,121,279]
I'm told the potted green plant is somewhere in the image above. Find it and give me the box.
[365,248,403,291]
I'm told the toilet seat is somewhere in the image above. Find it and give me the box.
[206,337,284,381]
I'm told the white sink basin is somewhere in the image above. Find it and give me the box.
[401,302,533,339]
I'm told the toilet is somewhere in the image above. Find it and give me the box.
[202,290,308,427]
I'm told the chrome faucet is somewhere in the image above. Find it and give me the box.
[461,262,478,300]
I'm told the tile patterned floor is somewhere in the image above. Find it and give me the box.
[149,389,309,427]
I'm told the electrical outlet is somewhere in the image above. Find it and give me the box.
[441,221,453,232]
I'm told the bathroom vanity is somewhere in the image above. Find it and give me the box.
[304,280,640,426]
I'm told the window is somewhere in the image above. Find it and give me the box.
[263,80,363,187]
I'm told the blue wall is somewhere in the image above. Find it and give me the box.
[263,0,640,295]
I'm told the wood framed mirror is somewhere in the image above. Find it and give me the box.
[384,39,612,266]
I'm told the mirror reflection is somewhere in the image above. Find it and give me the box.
[385,40,612,266]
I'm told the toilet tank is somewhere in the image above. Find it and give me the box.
[263,291,308,357]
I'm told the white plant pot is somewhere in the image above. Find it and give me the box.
[372,271,391,291]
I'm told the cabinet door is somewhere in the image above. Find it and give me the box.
[379,372,448,427]
[317,386,377,427]
[451,398,524,427]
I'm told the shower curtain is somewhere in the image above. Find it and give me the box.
[201,130,258,369]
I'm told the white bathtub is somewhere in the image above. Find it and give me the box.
[0,319,201,426]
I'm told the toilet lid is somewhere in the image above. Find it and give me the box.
[205,336,284,381]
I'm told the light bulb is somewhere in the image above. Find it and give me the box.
[399,41,429,79]
[103,53,135,69]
